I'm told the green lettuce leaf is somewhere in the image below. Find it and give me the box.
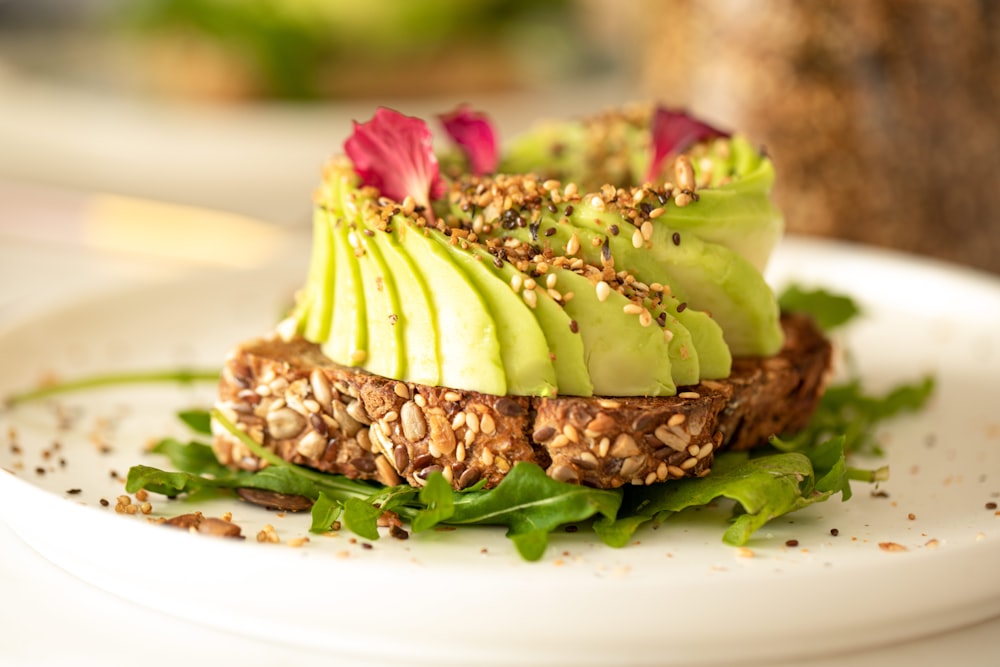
[446,462,621,560]
[778,284,861,332]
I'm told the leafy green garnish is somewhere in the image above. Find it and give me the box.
[778,284,861,332]
[3,368,219,407]
[773,376,936,457]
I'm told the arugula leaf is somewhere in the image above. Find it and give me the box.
[125,464,222,497]
[150,438,231,477]
[446,462,621,561]
[776,376,935,456]
[411,472,456,532]
[309,492,342,533]
[778,285,861,332]
[177,409,213,435]
[342,497,383,541]
[619,451,832,546]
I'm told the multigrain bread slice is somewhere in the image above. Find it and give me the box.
[213,313,832,490]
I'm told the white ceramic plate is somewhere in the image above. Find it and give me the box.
[1,237,998,667]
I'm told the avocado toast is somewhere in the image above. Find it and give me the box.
[212,105,832,490]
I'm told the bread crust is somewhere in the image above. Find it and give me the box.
[213,314,831,490]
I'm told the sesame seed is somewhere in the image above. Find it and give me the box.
[623,303,643,315]
[632,228,644,249]
[595,281,611,302]
[672,232,681,245]
[522,289,538,309]
[608,224,619,236]
[444,391,461,402]
[675,155,696,191]
[649,207,666,219]
[678,391,700,399]
[546,273,558,289]
[638,310,653,327]
[547,288,563,301]
[510,274,523,292]
[569,320,579,333]
[566,233,581,256]
[545,226,556,237]
[640,220,654,242]
[523,277,537,291]
[674,192,693,207]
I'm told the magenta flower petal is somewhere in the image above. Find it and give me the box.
[439,105,498,175]
[646,107,730,183]
[344,107,446,209]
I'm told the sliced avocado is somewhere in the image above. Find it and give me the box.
[552,267,675,397]
[365,227,441,386]
[652,304,700,387]
[352,226,405,379]
[428,234,557,397]
[498,115,648,192]
[642,222,783,357]
[670,305,731,380]
[300,207,336,341]
[323,216,367,367]
[467,246,593,397]
[540,202,783,358]
[658,137,783,272]
[391,219,506,396]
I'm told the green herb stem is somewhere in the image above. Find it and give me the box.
[4,368,221,406]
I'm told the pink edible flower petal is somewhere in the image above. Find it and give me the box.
[646,107,730,183]
[439,105,498,175]
[344,107,446,212]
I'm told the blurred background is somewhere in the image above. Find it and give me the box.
[1,0,998,273]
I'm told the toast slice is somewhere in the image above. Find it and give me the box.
[213,313,831,490]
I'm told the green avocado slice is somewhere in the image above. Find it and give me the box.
[658,137,783,272]
[466,246,593,397]
[364,226,441,386]
[552,267,675,397]
[670,305,731,380]
[653,305,700,387]
[300,207,336,342]
[352,226,405,380]
[391,220,506,396]
[427,234,557,397]
[323,216,367,367]
[533,204,783,358]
